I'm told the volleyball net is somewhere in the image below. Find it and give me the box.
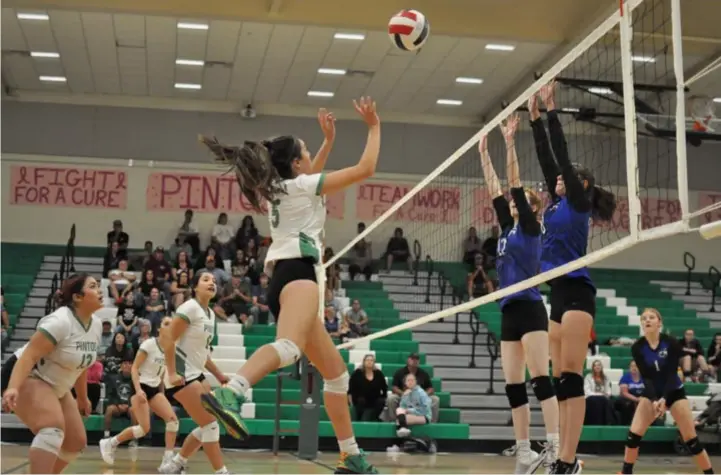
[327,0,721,349]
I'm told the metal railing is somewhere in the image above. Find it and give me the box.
[424,255,434,304]
[412,240,422,286]
[272,360,301,455]
[468,310,500,395]
[684,251,696,296]
[701,266,720,312]
[44,225,76,314]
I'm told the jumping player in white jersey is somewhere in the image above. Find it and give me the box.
[158,272,231,475]
[99,316,179,468]
[197,97,381,474]
[2,273,103,474]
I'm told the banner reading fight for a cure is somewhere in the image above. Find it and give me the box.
[145,172,345,219]
[356,181,461,223]
[9,165,128,209]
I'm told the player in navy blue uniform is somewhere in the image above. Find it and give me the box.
[529,81,617,474]
[623,308,713,474]
[479,115,559,474]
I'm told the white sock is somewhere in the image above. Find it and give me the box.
[227,375,251,396]
[517,439,531,454]
[110,436,120,448]
[174,454,188,466]
[215,466,229,474]
[164,450,174,458]
[338,437,360,455]
[547,433,559,447]
[104,430,110,438]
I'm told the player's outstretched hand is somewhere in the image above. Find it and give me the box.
[478,134,489,157]
[318,108,336,141]
[539,80,557,110]
[500,113,520,143]
[353,97,379,127]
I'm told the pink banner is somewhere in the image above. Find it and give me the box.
[356,182,460,223]
[699,192,721,225]
[146,172,345,219]
[595,197,683,232]
[10,165,127,209]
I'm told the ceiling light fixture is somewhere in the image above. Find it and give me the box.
[588,87,613,95]
[307,91,334,97]
[175,59,205,66]
[318,68,346,75]
[175,83,202,90]
[177,22,208,30]
[17,13,49,20]
[31,52,60,58]
[334,33,365,41]
[39,75,66,82]
[485,44,515,52]
[631,55,656,63]
[455,77,483,84]
[437,99,463,106]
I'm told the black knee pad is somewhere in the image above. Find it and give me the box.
[530,376,555,402]
[559,372,585,399]
[554,377,567,402]
[685,437,704,455]
[397,413,407,428]
[505,383,529,409]
[625,431,642,449]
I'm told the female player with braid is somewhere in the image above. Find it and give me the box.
[479,115,559,474]
[622,308,713,474]
[529,80,617,474]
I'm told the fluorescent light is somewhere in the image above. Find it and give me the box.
[318,68,346,76]
[177,22,208,30]
[562,107,580,113]
[713,97,721,104]
[485,44,515,52]
[39,76,66,82]
[588,87,613,95]
[175,83,202,90]
[17,13,49,20]
[334,33,365,41]
[307,91,334,98]
[175,59,205,66]
[632,55,656,63]
[437,99,463,106]
[31,52,60,58]
[456,77,483,85]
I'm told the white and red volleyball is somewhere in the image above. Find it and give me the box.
[388,9,429,52]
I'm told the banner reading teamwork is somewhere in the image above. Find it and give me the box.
[356,181,461,223]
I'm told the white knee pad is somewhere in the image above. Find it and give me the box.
[31,427,64,456]
[323,371,349,394]
[166,420,179,433]
[270,338,301,368]
[131,425,146,439]
[57,449,80,463]
[200,421,220,443]
[190,426,203,441]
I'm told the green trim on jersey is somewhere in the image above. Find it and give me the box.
[155,338,164,353]
[175,353,186,377]
[38,328,57,346]
[71,310,92,333]
[315,173,326,196]
[175,313,191,324]
[299,232,320,262]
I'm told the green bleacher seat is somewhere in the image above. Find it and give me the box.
[253,403,461,424]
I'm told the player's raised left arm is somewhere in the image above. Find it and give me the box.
[310,109,336,173]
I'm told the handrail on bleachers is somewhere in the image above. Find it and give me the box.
[412,240,422,286]
[43,224,76,314]
[467,309,500,395]
[684,251,696,296]
[702,266,720,312]
[424,255,434,304]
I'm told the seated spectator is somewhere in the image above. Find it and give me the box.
[107,219,130,251]
[195,246,226,272]
[230,249,250,278]
[324,305,349,341]
[138,269,157,299]
[707,333,721,379]
[132,319,153,352]
[169,236,194,264]
[235,215,259,253]
[103,241,126,278]
[144,246,173,301]
[384,227,413,273]
[245,239,261,284]
[395,373,432,437]
[199,255,229,288]
[104,332,134,376]
[467,253,494,299]
[324,248,341,291]
[98,320,114,357]
[349,223,373,281]
[103,361,134,438]
[324,288,342,315]
[177,209,200,255]
[480,226,499,270]
[257,237,271,270]
[116,293,140,339]
[584,359,615,425]
[214,274,252,326]
[462,226,483,268]
[87,359,104,413]
[251,273,273,325]
[349,354,387,422]
[129,240,154,271]
[211,212,235,260]
[170,271,191,310]
[615,360,645,425]
[387,353,440,423]
[682,329,715,382]
[343,299,370,338]
[1,295,9,353]
[108,258,136,303]
[172,250,194,282]
[144,288,166,333]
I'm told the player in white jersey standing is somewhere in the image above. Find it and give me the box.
[99,316,179,468]
[197,98,381,474]
[2,274,103,474]
[158,272,231,475]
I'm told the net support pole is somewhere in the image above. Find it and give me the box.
[619,0,642,240]
[670,0,690,225]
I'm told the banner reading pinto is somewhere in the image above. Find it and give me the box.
[356,181,461,223]
[146,172,345,219]
[10,165,128,209]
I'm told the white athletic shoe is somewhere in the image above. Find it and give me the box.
[159,451,174,471]
[129,440,139,462]
[396,427,412,438]
[158,457,187,474]
[526,442,558,474]
[99,438,116,466]
[515,450,539,474]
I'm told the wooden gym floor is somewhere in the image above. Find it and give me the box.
[0,443,715,474]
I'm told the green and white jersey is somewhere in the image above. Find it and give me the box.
[137,337,165,388]
[265,173,326,270]
[169,299,214,386]
[32,306,103,397]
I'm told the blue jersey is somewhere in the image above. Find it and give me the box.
[631,334,683,401]
[541,196,593,286]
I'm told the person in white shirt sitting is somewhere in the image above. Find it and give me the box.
[583,359,615,425]
[211,213,235,260]
[108,259,136,303]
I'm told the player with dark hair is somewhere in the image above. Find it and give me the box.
[528,80,617,474]
[1,273,103,474]
[479,115,559,473]
[622,308,714,474]
[197,97,381,474]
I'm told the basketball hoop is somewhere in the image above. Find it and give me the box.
[687,95,717,133]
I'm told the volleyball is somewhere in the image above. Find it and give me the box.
[388,9,429,52]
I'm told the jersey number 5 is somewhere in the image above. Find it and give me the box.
[271,199,281,228]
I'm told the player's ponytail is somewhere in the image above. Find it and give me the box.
[59,273,90,307]
[591,185,616,222]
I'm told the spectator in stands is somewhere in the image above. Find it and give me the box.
[98,320,114,357]
[211,212,235,259]
[130,240,154,271]
[103,241,126,277]
[324,248,341,291]
[104,332,134,376]
[324,288,342,315]
[199,255,229,288]
[215,274,253,326]
[343,299,370,337]
[1,295,9,352]
[116,292,140,339]
[170,271,191,310]
[235,215,259,253]
[250,273,273,325]
[480,225,499,270]
[231,249,250,278]
[583,359,615,425]
[169,236,194,264]
[138,269,156,299]
[107,219,129,251]
[349,223,373,281]
[462,226,483,268]
[395,373,432,438]
[103,361,134,438]
[87,359,104,414]
[384,227,413,273]
[349,354,387,422]
[387,353,440,423]
[144,288,166,333]
[195,246,226,272]
[132,319,153,353]
[108,258,136,303]
[467,253,494,299]
[257,237,271,270]
[145,246,173,301]
[615,360,645,425]
[245,239,261,284]
[172,250,194,282]
[324,305,348,341]
[707,333,721,379]
[681,329,714,382]
[177,209,200,255]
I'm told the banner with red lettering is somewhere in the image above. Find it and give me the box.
[699,192,721,225]
[356,181,460,223]
[145,172,345,219]
[9,165,127,209]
